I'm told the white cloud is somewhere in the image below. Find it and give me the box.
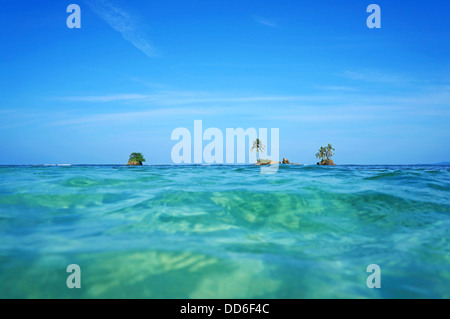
[84,0,158,58]
[48,84,450,127]
[254,16,278,28]
[59,94,148,102]
[314,86,358,92]
[343,70,413,84]
[50,107,223,126]
[56,92,330,105]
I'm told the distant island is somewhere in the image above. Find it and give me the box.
[127,152,146,166]
[251,139,302,166]
[315,144,336,166]
[250,140,337,166]
[254,158,302,166]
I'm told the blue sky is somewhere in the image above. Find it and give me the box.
[0,0,449,164]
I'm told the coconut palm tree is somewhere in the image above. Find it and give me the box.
[128,152,146,165]
[315,146,326,161]
[325,144,335,160]
[251,138,265,162]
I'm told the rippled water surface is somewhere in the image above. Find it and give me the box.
[0,165,449,298]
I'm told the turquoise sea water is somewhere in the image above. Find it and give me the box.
[0,164,449,298]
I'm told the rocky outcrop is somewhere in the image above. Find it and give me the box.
[317,159,335,166]
[255,158,302,166]
[255,160,281,166]
[127,160,143,166]
[282,158,302,165]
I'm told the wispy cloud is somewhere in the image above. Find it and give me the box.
[59,94,148,103]
[50,107,223,126]
[314,85,358,92]
[254,16,278,28]
[45,83,450,127]
[272,113,378,122]
[6,84,449,130]
[84,0,158,58]
[52,83,450,109]
[55,92,329,105]
[343,70,413,84]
